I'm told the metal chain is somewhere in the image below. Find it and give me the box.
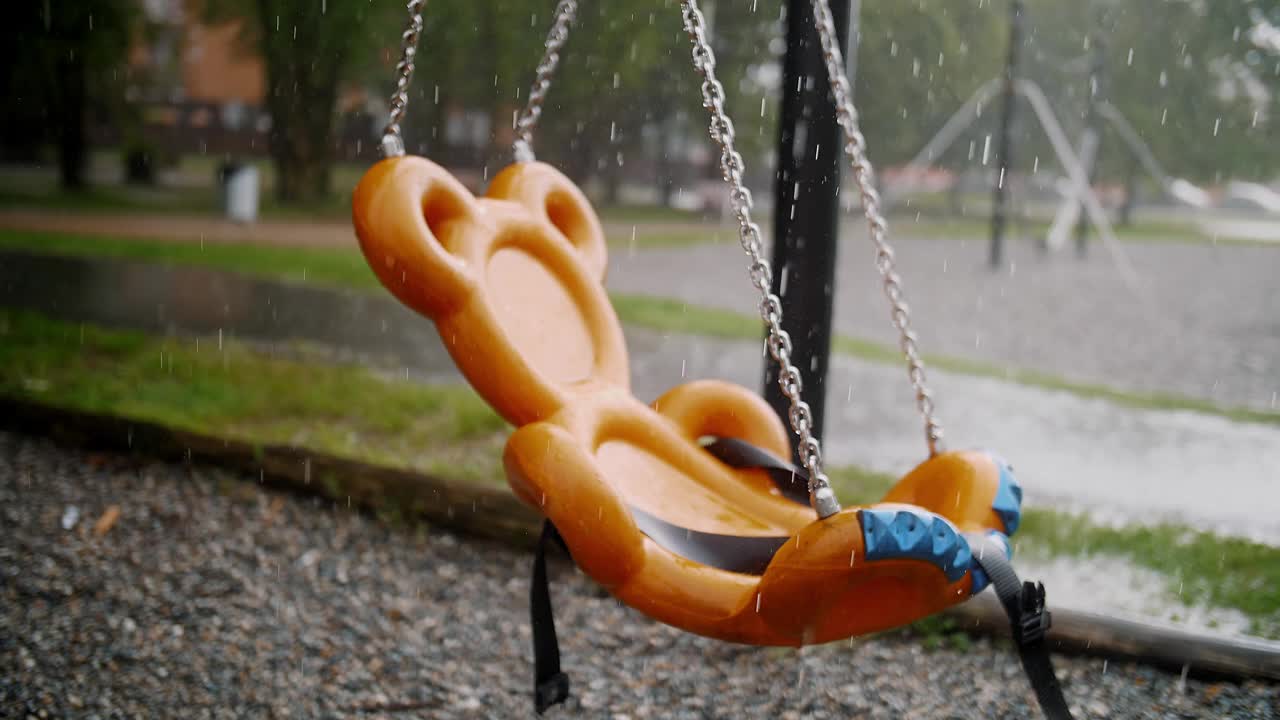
[810,0,945,456]
[380,0,427,159]
[679,0,840,519]
[513,0,579,163]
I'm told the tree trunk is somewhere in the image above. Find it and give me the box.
[1118,156,1138,227]
[604,161,622,206]
[256,0,344,206]
[273,153,331,205]
[55,50,87,190]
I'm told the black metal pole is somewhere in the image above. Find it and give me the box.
[989,0,1024,269]
[764,0,854,454]
[1074,27,1107,257]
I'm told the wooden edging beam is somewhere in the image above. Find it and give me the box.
[3,396,1278,681]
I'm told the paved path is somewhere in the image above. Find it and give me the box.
[4,432,1275,719]
[608,233,1280,413]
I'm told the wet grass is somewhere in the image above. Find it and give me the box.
[1017,509,1280,640]
[828,467,1280,639]
[0,308,507,484]
[3,308,1276,637]
[0,229,381,289]
[2,227,1276,428]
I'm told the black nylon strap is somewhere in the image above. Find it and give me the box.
[630,506,789,575]
[701,436,813,507]
[970,536,1075,720]
[531,521,570,714]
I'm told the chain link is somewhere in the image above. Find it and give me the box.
[810,0,945,456]
[381,0,427,158]
[513,0,579,163]
[679,0,840,518]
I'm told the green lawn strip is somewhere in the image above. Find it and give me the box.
[1017,509,1280,639]
[827,467,1280,639]
[609,227,733,249]
[0,308,507,485]
[2,227,1276,428]
[0,228,381,290]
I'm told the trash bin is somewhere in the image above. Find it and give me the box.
[219,162,260,224]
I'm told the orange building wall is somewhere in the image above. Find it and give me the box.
[181,21,265,105]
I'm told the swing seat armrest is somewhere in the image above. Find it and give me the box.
[651,380,792,460]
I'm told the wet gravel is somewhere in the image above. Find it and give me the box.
[2,430,1277,719]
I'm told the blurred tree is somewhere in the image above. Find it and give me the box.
[405,0,776,206]
[853,1,1006,168]
[210,0,402,203]
[1021,0,1280,184]
[1,1,137,189]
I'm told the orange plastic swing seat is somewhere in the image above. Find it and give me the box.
[352,156,1023,646]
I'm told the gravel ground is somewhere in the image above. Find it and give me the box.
[2,431,1277,720]
[608,234,1280,413]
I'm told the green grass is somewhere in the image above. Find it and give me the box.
[3,308,1275,636]
[826,464,1280,639]
[608,227,734,250]
[0,229,380,290]
[0,308,507,483]
[1018,509,1280,639]
[2,227,1276,428]
[597,204,706,224]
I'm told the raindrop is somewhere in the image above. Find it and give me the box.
[61,506,80,531]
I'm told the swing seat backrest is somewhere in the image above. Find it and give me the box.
[353,157,1023,645]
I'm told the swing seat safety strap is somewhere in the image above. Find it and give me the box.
[532,521,571,714]
[970,535,1076,720]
